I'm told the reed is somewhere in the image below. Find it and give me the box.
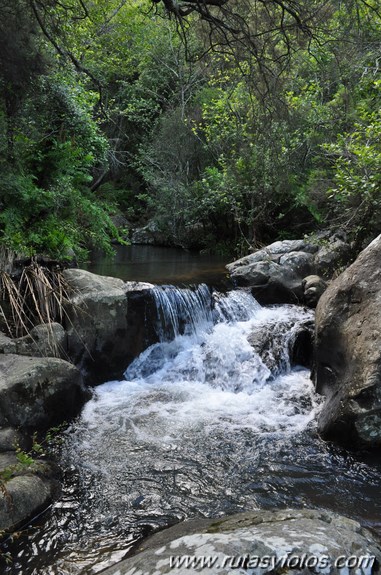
[0,261,72,339]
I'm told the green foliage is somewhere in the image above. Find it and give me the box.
[0,0,380,258]
[324,106,381,238]
[0,66,121,259]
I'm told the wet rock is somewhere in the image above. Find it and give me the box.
[227,259,304,304]
[227,233,352,306]
[313,234,381,447]
[0,426,62,532]
[302,275,327,308]
[247,313,314,374]
[0,354,87,429]
[63,269,157,384]
[99,509,381,575]
[291,325,314,369]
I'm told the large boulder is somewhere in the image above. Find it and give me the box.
[0,354,87,429]
[227,234,351,305]
[63,269,157,384]
[313,235,381,447]
[0,323,66,358]
[0,474,56,532]
[14,323,66,358]
[99,509,381,575]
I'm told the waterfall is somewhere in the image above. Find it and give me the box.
[126,286,312,389]
[64,288,321,534]
[8,286,381,575]
[152,284,213,341]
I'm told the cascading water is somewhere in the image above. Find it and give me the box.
[3,286,381,575]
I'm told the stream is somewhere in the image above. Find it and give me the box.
[2,283,381,574]
[83,245,228,286]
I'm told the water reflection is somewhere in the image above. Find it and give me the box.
[83,245,229,286]
[82,245,229,286]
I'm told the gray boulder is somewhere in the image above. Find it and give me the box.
[0,354,87,429]
[0,428,23,451]
[0,474,56,532]
[247,312,314,374]
[99,509,381,575]
[63,269,156,383]
[0,332,16,354]
[131,220,169,246]
[314,235,352,277]
[313,234,381,447]
[0,323,66,359]
[15,323,66,358]
[302,275,327,308]
[227,234,351,306]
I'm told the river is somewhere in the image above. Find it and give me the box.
[83,245,228,286]
[1,253,381,574]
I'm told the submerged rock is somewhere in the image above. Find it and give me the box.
[99,509,381,575]
[0,354,87,429]
[313,234,381,448]
[227,233,351,306]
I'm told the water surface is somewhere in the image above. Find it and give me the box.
[83,245,228,286]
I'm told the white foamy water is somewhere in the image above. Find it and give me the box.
[83,299,318,438]
[62,289,321,523]
[7,287,381,575]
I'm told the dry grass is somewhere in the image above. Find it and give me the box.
[0,262,72,339]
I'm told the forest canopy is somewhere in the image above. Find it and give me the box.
[0,0,380,259]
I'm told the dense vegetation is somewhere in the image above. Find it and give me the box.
[0,0,380,260]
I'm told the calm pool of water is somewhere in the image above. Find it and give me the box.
[83,245,229,287]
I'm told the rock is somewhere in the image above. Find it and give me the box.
[0,428,23,452]
[302,275,327,308]
[0,332,16,354]
[227,233,352,306]
[131,220,169,246]
[99,509,381,575]
[291,324,314,369]
[0,475,56,532]
[63,269,157,384]
[314,236,352,277]
[228,260,304,304]
[15,323,66,358]
[0,354,87,429]
[0,451,19,470]
[313,234,381,447]
[0,323,66,359]
[247,312,314,374]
